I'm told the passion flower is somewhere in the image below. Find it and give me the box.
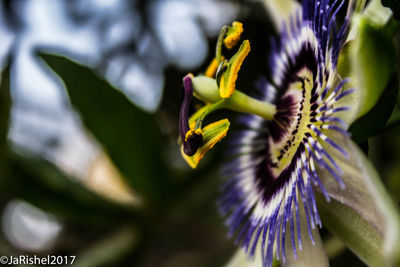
[178,1,357,266]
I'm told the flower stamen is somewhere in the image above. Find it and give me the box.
[224,21,244,49]
[182,119,230,168]
[178,22,278,168]
[219,40,251,98]
[205,58,219,78]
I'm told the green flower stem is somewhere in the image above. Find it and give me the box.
[225,90,276,120]
[194,91,276,129]
[192,75,276,121]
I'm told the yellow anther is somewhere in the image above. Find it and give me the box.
[185,128,203,142]
[189,121,196,130]
[182,119,230,168]
[219,75,226,96]
[205,57,222,78]
[219,40,251,98]
[224,22,243,49]
[205,58,218,78]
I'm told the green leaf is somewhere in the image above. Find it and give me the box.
[350,15,397,118]
[349,75,399,143]
[318,131,400,266]
[382,0,400,20]
[39,53,174,205]
[1,148,140,226]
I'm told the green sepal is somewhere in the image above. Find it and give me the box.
[317,194,387,267]
[319,131,400,266]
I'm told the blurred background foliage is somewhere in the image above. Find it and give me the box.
[0,0,399,266]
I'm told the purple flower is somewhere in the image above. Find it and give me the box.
[178,0,400,266]
[218,1,352,266]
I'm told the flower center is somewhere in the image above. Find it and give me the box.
[269,68,314,176]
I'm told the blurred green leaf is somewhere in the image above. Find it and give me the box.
[349,75,399,143]
[39,53,174,205]
[350,15,397,118]
[1,148,140,226]
[0,59,11,170]
[384,112,400,132]
[382,0,400,20]
[74,226,140,267]
[381,90,400,132]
